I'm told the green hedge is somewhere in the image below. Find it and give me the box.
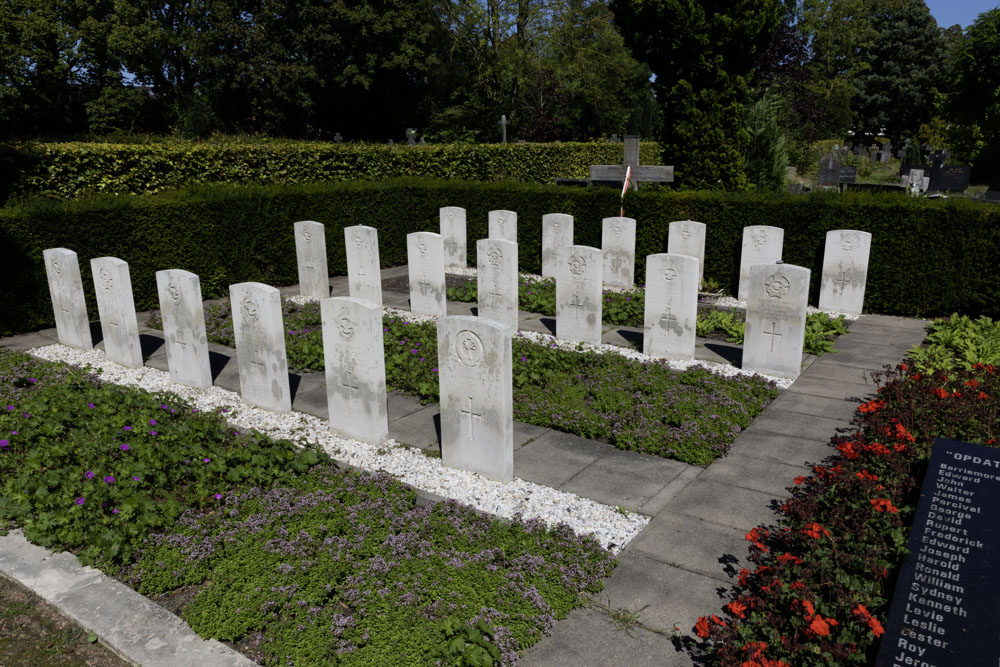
[0,140,663,202]
[2,179,998,336]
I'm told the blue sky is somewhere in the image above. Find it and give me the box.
[925,0,998,28]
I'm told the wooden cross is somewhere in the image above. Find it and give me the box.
[763,322,782,352]
[461,396,484,441]
[589,135,674,191]
[498,115,509,143]
[568,294,585,321]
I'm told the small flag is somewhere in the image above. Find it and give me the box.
[620,165,632,216]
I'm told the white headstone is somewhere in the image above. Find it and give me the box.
[818,229,871,316]
[229,282,291,412]
[407,232,447,317]
[344,225,382,308]
[489,210,517,243]
[155,269,212,388]
[667,220,707,287]
[437,316,513,481]
[321,297,388,444]
[541,214,573,278]
[555,246,603,344]
[738,226,784,301]
[43,248,93,350]
[601,216,636,288]
[440,207,467,268]
[743,264,810,380]
[294,220,329,300]
[477,238,518,331]
[90,257,142,368]
[643,254,698,360]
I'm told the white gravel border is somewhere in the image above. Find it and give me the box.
[27,345,648,553]
[705,295,858,321]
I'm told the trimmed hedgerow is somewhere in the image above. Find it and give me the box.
[3,179,998,336]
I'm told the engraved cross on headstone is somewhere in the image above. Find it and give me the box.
[589,135,674,191]
[610,256,623,272]
[568,294,585,321]
[763,321,782,353]
[461,396,484,441]
[489,288,504,305]
[444,239,458,255]
[659,308,677,329]
[341,356,360,390]
[834,272,850,292]
[418,273,431,294]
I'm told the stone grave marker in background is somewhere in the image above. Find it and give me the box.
[43,248,93,350]
[601,217,636,289]
[489,210,518,243]
[643,253,698,360]
[321,296,388,444]
[437,316,513,481]
[838,165,857,184]
[743,264,810,380]
[541,213,573,278]
[155,269,212,388]
[929,164,972,193]
[406,128,416,145]
[817,153,840,186]
[230,282,291,413]
[407,232,447,317]
[294,220,329,300]
[667,220,707,288]
[344,225,382,308]
[440,207,468,269]
[477,238,518,331]
[738,226,785,301]
[818,229,871,316]
[90,257,142,368]
[556,246,602,344]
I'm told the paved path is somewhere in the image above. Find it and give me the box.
[0,266,928,666]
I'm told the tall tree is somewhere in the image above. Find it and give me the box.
[610,0,782,189]
[852,0,946,146]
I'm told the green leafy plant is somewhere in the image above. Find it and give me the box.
[432,619,502,667]
[906,314,1000,374]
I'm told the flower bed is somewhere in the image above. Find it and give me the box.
[146,299,780,465]
[691,337,999,664]
[0,347,615,665]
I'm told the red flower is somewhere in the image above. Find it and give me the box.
[801,522,830,539]
[853,604,885,637]
[965,379,979,387]
[837,440,860,459]
[871,498,900,513]
[776,552,804,566]
[741,641,767,659]
[977,391,990,400]
[899,362,908,371]
[695,616,710,638]
[809,616,831,637]
[793,475,806,485]
[858,399,886,414]
[726,600,747,619]
[934,387,949,399]
[856,469,878,482]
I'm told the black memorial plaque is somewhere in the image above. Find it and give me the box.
[876,438,1000,666]
[928,165,971,193]
[839,166,857,184]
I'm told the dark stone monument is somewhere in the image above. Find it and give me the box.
[786,182,803,194]
[876,438,1000,666]
[928,164,972,193]
[405,128,417,146]
[839,166,857,184]
[817,153,841,186]
[333,132,343,144]
[589,135,674,191]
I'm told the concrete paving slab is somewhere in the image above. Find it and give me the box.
[0,327,60,352]
[766,391,859,422]
[387,403,440,450]
[730,430,835,468]
[518,316,556,336]
[801,359,881,386]
[816,350,905,370]
[668,479,782,531]
[832,341,916,359]
[0,530,253,667]
[856,314,930,331]
[513,431,617,488]
[388,391,426,421]
[786,375,874,401]
[743,408,853,441]
[639,466,703,516]
[626,513,750,583]
[838,330,925,348]
[699,453,805,496]
[561,448,690,513]
[292,384,329,419]
[519,606,693,667]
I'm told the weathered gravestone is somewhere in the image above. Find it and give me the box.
[738,226,784,302]
[477,238,518,331]
[743,264,810,380]
[321,297,388,444]
[344,225,382,308]
[497,114,510,143]
[437,316,513,481]
[929,164,972,193]
[43,248,93,350]
[818,229,871,316]
[817,153,841,186]
[643,254,698,360]
[90,257,142,368]
[406,128,417,146]
[589,135,674,191]
[555,246,603,345]
[541,213,573,278]
[489,210,517,243]
[294,220,329,300]
[601,216,636,289]
[155,269,212,389]
[875,438,1000,667]
[439,207,467,268]
[407,232,447,317]
[230,282,291,413]
[906,169,926,195]
[667,220,707,288]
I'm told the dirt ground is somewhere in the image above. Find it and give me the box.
[0,576,129,667]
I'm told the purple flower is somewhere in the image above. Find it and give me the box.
[112,508,119,514]
[5,406,13,411]
[160,404,169,410]
[0,439,7,447]
[203,458,211,463]
[150,431,157,436]
[10,430,17,435]
[85,470,95,479]
[288,329,297,335]
[520,356,527,362]
[75,497,85,505]
[104,475,115,484]
[149,419,157,425]
[122,425,132,432]
[214,493,223,500]
[119,444,130,451]
[419,357,424,362]
[132,476,140,482]
[28,378,37,383]
[432,368,438,373]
